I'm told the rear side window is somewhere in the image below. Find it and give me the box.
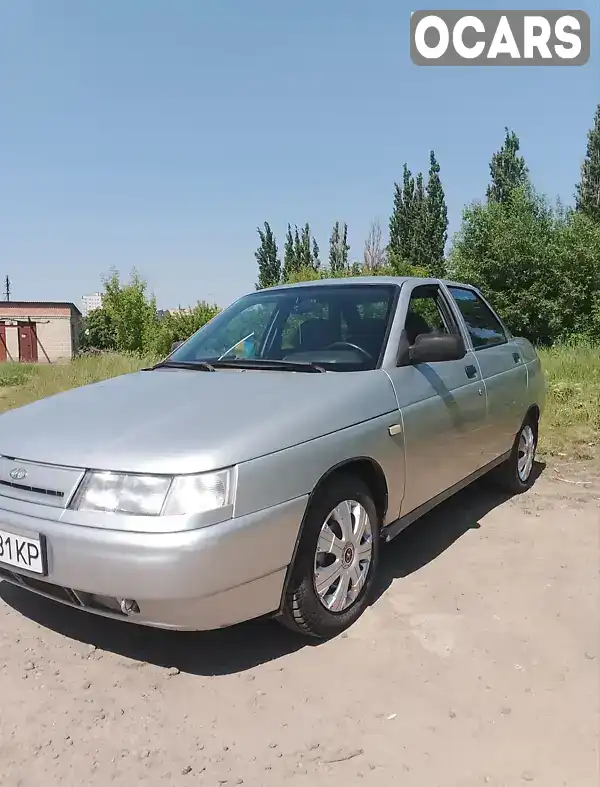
[448,287,507,349]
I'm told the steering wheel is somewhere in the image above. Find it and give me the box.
[324,341,374,362]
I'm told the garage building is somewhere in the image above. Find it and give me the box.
[0,301,83,363]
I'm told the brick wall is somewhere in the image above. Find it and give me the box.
[5,327,18,360]
[0,304,82,363]
[35,318,74,362]
[1,316,79,363]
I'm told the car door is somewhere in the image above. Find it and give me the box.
[385,282,488,517]
[444,285,529,465]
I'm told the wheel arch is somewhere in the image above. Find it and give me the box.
[525,404,540,434]
[306,456,389,525]
[275,456,389,615]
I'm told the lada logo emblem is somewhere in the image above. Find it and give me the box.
[9,468,27,481]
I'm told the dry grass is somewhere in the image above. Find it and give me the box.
[0,346,597,461]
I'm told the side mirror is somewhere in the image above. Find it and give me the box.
[170,340,183,353]
[409,333,466,364]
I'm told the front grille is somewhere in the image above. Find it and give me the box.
[18,575,73,603]
[0,456,84,509]
[0,567,73,603]
[0,568,126,617]
[0,479,64,499]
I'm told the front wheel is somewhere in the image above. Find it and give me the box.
[279,474,380,639]
[492,415,538,494]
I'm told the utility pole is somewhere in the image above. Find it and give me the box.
[4,276,10,302]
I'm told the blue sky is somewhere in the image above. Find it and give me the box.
[1,0,598,310]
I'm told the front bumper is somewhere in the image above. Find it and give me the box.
[0,495,308,630]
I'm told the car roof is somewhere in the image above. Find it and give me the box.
[262,276,476,292]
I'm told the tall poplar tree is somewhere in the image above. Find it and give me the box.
[486,128,529,204]
[254,222,281,289]
[329,221,350,273]
[575,103,600,224]
[410,173,428,271]
[283,224,298,280]
[424,150,449,276]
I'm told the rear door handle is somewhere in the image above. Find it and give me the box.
[512,352,521,363]
[465,364,478,379]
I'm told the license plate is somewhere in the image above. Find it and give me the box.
[0,527,46,575]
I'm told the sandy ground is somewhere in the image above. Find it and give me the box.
[0,462,598,787]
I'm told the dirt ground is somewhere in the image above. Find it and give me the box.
[0,462,598,787]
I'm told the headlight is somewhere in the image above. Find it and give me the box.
[163,471,232,516]
[72,468,233,516]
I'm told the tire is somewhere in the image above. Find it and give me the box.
[491,414,539,494]
[279,473,381,640]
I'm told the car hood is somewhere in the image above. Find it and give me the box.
[0,368,398,474]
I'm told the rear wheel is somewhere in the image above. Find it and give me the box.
[279,474,380,639]
[492,414,538,494]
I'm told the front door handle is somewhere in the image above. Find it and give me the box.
[512,352,521,363]
[465,364,477,379]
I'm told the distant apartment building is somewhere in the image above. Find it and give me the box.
[81,292,104,317]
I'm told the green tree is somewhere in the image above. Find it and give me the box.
[424,150,448,276]
[284,265,326,284]
[254,221,281,290]
[551,210,600,341]
[312,238,321,269]
[293,225,302,269]
[328,221,350,273]
[150,301,221,357]
[339,223,349,269]
[101,268,158,353]
[448,187,600,345]
[448,188,553,343]
[282,223,320,280]
[329,221,340,271]
[297,223,320,270]
[486,128,529,204]
[389,164,415,265]
[300,223,312,268]
[283,224,297,279]
[80,307,116,351]
[410,172,428,270]
[575,103,600,224]
[388,164,431,276]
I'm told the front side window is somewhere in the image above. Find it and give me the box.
[403,284,456,345]
[169,284,398,371]
[447,287,507,349]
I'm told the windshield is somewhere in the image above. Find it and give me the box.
[168,284,398,371]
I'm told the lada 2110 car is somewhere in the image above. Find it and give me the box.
[0,277,545,639]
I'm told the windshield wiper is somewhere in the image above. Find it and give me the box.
[142,360,217,372]
[208,358,326,373]
[143,358,326,373]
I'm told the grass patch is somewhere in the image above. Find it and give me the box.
[538,342,599,460]
[0,363,37,388]
[0,353,152,414]
[0,345,597,462]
